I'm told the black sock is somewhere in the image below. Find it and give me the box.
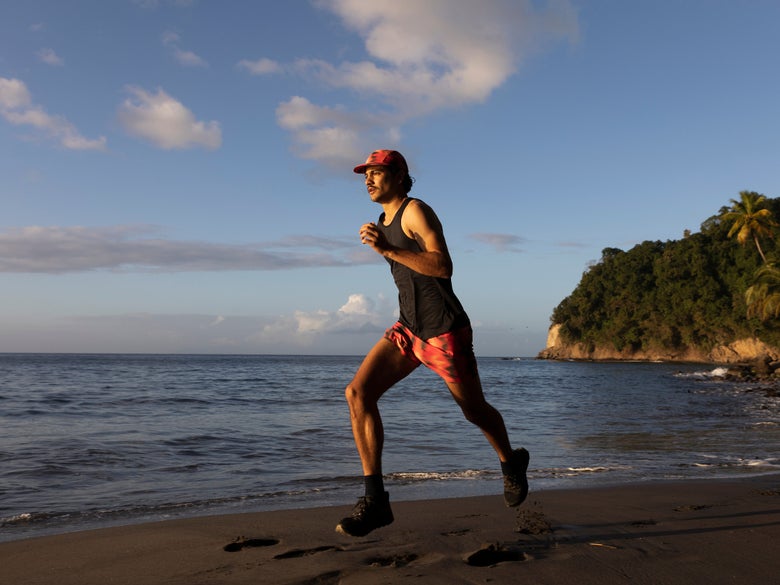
[501,457,515,475]
[364,474,385,498]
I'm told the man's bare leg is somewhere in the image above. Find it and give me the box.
[345,337,418,475]
[446,375,513,460]
[447,375,529,507]
[337,337,417,536]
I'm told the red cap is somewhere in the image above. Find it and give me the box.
[353,149,409,175]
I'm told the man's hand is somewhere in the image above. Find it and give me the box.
[359,222,393,254]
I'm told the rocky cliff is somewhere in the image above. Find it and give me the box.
[537,323,780,364]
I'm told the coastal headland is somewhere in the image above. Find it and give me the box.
[538,324,780,368]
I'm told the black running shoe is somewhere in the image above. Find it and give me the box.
[503,448,530,507]
[335,492,394,537]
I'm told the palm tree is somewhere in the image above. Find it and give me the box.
[721,191,778,263]
[746,264,780,320]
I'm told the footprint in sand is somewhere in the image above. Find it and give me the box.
[673,504,712,512]
[291,570,342,585]
[223,537,280,552]
[364,553,419,568]
[630,519,658,526]
[441,528,470,537]
[273,545,343,559]
[465,543,529,567]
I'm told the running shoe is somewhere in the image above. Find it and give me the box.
[503,448,530,507]
[336,492,394,537]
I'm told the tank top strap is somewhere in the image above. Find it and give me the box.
[380,197,414,228]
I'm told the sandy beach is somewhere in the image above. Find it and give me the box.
[2,474,779,585]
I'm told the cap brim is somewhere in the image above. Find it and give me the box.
[354,162,393,174]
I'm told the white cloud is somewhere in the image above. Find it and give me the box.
[173,47,208,67]
[36,48,64,66]
[294,293,384,334]
[118,86,221,150]
[276,96,398,168]
[0,76,106,150]
[339,293,374,315]
[162,30,208,67]
[320,0,578,109]
[276,96,361,165]
[237,58,282,75]
[0,225,380,273]
[161,30,180,45]
[270,0,578,166]
[0,78,31,109]
[245,292,392,349]
[295,309,331,333]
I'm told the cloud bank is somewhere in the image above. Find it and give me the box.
[469,233,527,253]
[0,225,378,273]
[0,293,392,354]
[0,225,535,274]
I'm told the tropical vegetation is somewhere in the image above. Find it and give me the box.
[549,191,780,354]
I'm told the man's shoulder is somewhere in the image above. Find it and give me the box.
[403,197,439,220]
[403,197,433,213]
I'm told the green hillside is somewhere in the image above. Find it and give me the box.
[549,191,780,355]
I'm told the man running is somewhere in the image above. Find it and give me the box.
[336,149,529,537]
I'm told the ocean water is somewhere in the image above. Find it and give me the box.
[1,353,778,543]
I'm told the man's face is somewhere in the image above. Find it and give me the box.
[364,166,397,202]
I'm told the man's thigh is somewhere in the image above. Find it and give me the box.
[350,337,419,401]
[446,372,489,409]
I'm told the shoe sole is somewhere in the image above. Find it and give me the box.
[335,519,392,537]
[504,448,530,507]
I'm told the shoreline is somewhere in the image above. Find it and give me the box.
[2,474,779,585]
[5,468,776,545]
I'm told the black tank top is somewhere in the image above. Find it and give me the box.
[376,197,469,340]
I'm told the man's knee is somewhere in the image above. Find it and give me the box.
[345,382,358,404]
[457,400,479,423]
[345,381,372,411]
[459,399,494,426]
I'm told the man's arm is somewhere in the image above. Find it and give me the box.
[360,200,453,278]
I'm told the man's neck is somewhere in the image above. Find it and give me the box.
[380,194,408,224]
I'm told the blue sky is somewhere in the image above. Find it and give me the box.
[1,0,779,356]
